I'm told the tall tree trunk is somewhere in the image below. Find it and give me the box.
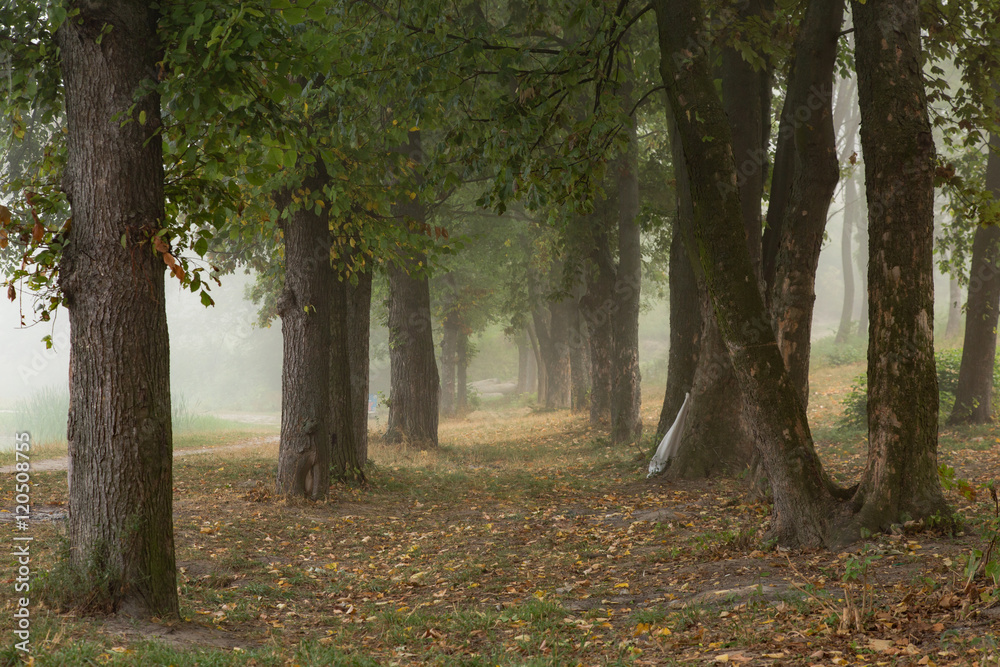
[385,255,440,446]
[516,329,531,394]
[582,220,614,425]
[348,271,373,465]
[610,87,643,444]
[385,132,439,446]
[277,172,333,500]
[330,267,371,481]
[456,328,469,413]
[857,216,870,334]
[850,0,948,527]
[58,0,177,617]
[767,0,846,406]
[569,299,591,412]
[656,215,701,440]
[655,0,842,546]
[721,0,772,275]
[655,46,765,474]
[533,300,572,410]
[950,133,1000,424]
[526,319,546,403]
[945,268,963,339]
[836,172,859,343]
[660,110,752,478]
[440,313,460,418]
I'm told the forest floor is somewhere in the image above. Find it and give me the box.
[5,360,1000,665]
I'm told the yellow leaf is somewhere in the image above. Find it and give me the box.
[410,126,419,132]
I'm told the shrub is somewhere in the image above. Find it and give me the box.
[837,348,999,428]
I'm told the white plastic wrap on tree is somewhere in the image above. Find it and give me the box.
[647,392,691,477]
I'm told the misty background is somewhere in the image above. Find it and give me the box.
[0,199,960,423]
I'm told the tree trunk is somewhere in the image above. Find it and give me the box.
[533,299,572,410]
[516,329,532,394]
[656,215,701,440]
[330,267,371,481]
[655,0,842,546]
[385,254,440,446]
[945,267,963,339]
[835,172,859,343]
[526,319,546,403]
[569,299,591,412]
[850,0,949,527]
[582,222,614,424]
[348,271,373,465]
[767,0,845,406]
[58,2,177,618]
[440,313,459,418]
[277,173,333,500]
[950,133,1000,424]
[721,0,771,275]
[610,92,643,444]
[657,92,753,476]
[456,328,469,413]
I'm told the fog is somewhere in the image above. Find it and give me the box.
[0,206,963,419]
[0,272,283,413]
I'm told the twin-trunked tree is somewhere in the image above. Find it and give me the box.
[653,0,948,545]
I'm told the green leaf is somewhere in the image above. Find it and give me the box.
[283,7,307,23]
[139,110,147,125]
[266,146,284,168]
[200,290,216,307]
[194,237,209,256]
[282,148,298,170]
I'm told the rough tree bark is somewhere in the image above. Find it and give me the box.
[849,0,949,528]
[766,0,845,406]
[385,132,440,447]
[658,107,749,476]
[385,253,440,446]
[276,170,333,500]
[526,319,546,403]
[439,276,460,418]
[656,0,840,545]
[610,88,643,444]
[330,267,372,480]
[655,216,701,440]
[569,297,592,412]
[58,0,177,617]
[949,133,1000,424]
[348,271,373,464]
[533,297,572,409]
[581,216,615,425]
[456,328,469,413]
[655,8,771,475]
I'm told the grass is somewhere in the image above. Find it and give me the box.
[0,388,276,465]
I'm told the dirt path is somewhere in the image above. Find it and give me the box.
[0,435,279,474]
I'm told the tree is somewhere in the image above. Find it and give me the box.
[330,264,373,479]
[764,0,845,406]
[57,0,177,616]
[275,169,334,498]
[653,0,948,546]
[849,0,948,527]
[385,134,440,447]
[950,134,1000,424]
